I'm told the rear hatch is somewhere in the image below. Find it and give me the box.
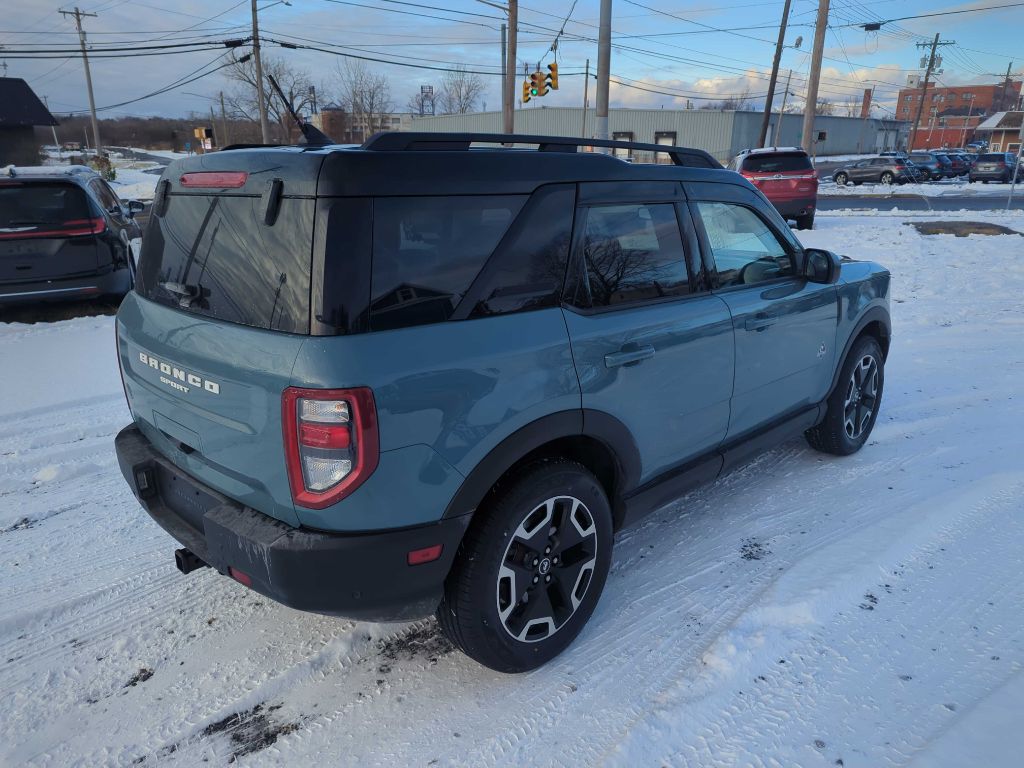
[0,180,100,284]
[739,152,818,202]
[975,154,1006,172]
[116,148,325,526]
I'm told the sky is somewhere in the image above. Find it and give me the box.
[2,0,1022,120]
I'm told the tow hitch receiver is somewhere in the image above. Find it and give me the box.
[175,548,209,574]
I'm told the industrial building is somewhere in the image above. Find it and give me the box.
[407,107,907,164]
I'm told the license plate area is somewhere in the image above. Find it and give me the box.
[156,463,218,533]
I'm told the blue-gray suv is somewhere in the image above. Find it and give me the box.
[114,132,891,672]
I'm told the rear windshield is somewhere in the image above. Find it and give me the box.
[909,154,933,162]
[740,153,812,173]
[979,153,1008,161]
[0,182,92,233]
[136,194,313,334]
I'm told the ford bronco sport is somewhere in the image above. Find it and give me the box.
[114,133,891,672]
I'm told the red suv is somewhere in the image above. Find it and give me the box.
[730,148,818,229]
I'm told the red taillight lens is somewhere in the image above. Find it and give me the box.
[407,544,443,566]
[179,171,248,188]
[282,387,379,509]
[0,216,105,240]
[229,567,253,587]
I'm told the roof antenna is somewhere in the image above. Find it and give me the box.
[266,74,333,147]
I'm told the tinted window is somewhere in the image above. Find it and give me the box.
[910,154,933,163]
[136,194,313,333]
[0,182,91,229]
[370,195,526,331]
[467,185,573,318]
[90,179,120,212]
[741,153,812,173]
[695,202,793,287]
[979,153,1008,161]
[580,203,689,307]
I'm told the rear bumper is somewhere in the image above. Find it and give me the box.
[769,198,816,218]
[970,170,1011,181]
[0,267,129,306]
[115,424,470,621]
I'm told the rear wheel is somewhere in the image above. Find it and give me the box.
[437,460,613,672]
[880,171,895,185]
[795,213,814,230]
[805,335,884,456]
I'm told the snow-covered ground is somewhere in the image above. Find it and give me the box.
[821,176,1022,197]
[2,212,1023,766]
[110,164,161,202]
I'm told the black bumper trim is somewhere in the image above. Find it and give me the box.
[115,424,470,621]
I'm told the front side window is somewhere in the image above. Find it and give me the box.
[580,203,689,307]
[370,195,526,330]
[695,202,793,288]
[90,178,120,212]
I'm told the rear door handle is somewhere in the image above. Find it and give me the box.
[744,313,777,332]
[604,345,656,368]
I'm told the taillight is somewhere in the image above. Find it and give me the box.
[282,387,379,509]
[0,216,105,240]
[179,171,248,188]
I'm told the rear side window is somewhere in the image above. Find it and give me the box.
[0,182,92,231]
[136,194,313,334]
[370,195,526,331]
[579,203,689,307]
[741,153,812,173]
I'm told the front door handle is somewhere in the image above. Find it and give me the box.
[605,345,656,368]
[744,313,777,332]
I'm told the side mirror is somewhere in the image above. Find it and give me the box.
[804,248,842,284]
[126,199,145,216]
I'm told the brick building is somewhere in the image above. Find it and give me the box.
[896,80,1022,149]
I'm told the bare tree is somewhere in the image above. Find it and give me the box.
[699,87,754,111]
[335,60,393,142]
[815,97,835,116]
[438,67,485,114]
[224,55,314,143]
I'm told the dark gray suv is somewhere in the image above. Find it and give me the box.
[832,156,920,185]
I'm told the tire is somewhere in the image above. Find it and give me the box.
[795,213,814,230]
[834,172,848,186]
[437,459,613,673]
[805,335,884,456]
[880,171,894,185]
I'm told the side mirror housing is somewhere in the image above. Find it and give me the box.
[804,248,842,284]
[126,199,145,216]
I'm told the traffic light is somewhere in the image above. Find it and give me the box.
[531,71,548,98]
[522,79,532,103]
[547,62,559,90]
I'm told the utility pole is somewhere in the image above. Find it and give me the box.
[801,0,829,156]
[595,0,612,142]
[501,22,507,129]
[773,68,792,146]
[998,61,1013,111]
[60,7,101,157]
[220,91,231,146]
[250,0,271,143]
[582,58,590,137]
[959,94,975,147]
[505,1,517,134]
[43,96,60,148]
[909,34,954,151]
[209,106,218,149]
[759,0,792,147]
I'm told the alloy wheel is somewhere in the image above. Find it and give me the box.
[843,354,879,439]
[496,496,598,643]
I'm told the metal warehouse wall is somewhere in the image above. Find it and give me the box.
[408,108,907,162]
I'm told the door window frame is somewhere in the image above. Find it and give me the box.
[563,190,708,315]
[688,199,805,292]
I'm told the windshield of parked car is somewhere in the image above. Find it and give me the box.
[0,182,92,232]
[740,153,813,173]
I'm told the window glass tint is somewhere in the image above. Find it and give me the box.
[909,154,932,162]
[979,153,1008,161]
[370,195,526,330]
[468,185,573,318]
[582,203,689,307]
[695,202,793,288]
[90,179,120,212]
[136,194,313,333]
[742,153,812,173]
[0,182,91,229]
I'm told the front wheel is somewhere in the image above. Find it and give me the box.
[437,460,613,672]
[834,172,849,186]
[805,335,884,456]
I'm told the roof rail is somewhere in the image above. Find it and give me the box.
[2,164,97,178]
[361,132,722,169]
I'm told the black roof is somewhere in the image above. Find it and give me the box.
[0,78,58,128]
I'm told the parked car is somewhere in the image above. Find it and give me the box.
[969,152,1019,183]
[729,147,818,229]
[832,156,919,185]
[0,165,144,306]
[114,132,891,672]
[931,153,957,178]
[947,151,975,170]
[907,152,947,181]
[934,152,968,176]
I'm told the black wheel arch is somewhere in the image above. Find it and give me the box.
[828,307,891,397]
[442,409,641,530]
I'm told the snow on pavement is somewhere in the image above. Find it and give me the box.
[1,213,1023,766]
